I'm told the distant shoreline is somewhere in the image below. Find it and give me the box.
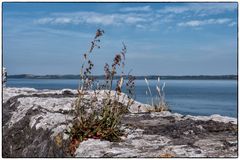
[7,75,237,80]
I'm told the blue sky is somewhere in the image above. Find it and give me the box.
[3,2,238,75]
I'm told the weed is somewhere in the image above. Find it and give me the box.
[145,77,169,112]
[66,29,134,156]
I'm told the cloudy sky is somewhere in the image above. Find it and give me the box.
[3,2,237,75]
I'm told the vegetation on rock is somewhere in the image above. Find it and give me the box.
[66,29,135,156]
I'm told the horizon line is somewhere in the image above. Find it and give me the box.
[7,74,237,76]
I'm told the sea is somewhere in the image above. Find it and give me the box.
[6,78,237,118]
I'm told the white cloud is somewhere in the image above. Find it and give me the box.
[159,3,237,15]
[178,18,233,27]
[159,6,189,14]
[125,16,146,24]
[178,20,201,27]
[35,18,54,24]
[34,4,236,30]
[136,24,146,29]
[37,27,92,38]
[120,5,151,12]
[35,12,150,26]
[53,17,72,24]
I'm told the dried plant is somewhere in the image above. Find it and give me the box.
[79,29,104,90]
[66,29,134,156]
[145,78,153,106]
[145,77,169,112]
[126,74,136,99]
[154,77,168,112]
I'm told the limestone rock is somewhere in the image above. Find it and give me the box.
[2,87,237,158]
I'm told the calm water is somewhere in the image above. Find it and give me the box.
[6,78,237,117]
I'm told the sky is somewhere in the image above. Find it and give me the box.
[3,2,238,76]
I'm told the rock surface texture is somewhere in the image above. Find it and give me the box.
[2,87,237,158]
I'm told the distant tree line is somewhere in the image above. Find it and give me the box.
[7,74,237,80]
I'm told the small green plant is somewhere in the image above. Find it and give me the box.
[66,29,134,156]
[145,77,169,112]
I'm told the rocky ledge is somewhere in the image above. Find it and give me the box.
[2,87,237,158]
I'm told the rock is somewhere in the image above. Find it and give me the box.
[75,139,112,157]
[2,87,237,158]
[184,114,237,125]
[73,112,237,158]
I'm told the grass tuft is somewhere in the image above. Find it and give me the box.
[145,77,170,112]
